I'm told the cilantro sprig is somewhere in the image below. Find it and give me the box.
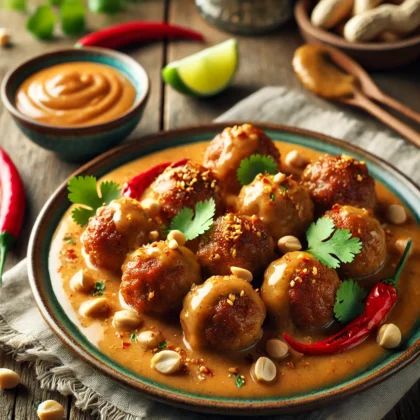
[334,280,367,323]
[169,198,216,241]
[237,154,278,186]
[306,218,362,269]
[92,281,105,296]
[68,176,121,226]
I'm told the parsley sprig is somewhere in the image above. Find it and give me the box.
[169,198,216,241]
[237,154,278,186]
[334,280,367,323]
[67,176,121,226]
[92,281,105,296]
[306,218,362,269]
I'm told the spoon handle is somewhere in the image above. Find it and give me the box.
[370,92,420,125]
[351,92,420,148]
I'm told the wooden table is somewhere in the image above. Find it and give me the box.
[0,1,419,419]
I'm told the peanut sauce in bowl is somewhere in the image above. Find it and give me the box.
[15,62,136,127]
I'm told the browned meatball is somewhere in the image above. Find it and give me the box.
[181,275,266,351]
[324,204,386,279]
[82,198,159,272]
[302,154,376,211]
[197,213,275,277]
[237,173,314,240]
[142,161,224,221]
[120,241,202,314]
[262,252,341,330]
[203,124,281,194]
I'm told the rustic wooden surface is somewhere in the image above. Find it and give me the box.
[0,1,419,419]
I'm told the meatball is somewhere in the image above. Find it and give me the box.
[324,204,386,279]
[142,161,224,221]
[120,240,202,314]
[82,198,159,272]
[261,252,341,330]
[302,154,376,211]
[181,275,266,351]
[203,124,281,194]
[197,213,275,277]
[237,173,314,240]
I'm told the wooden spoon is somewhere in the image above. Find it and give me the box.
[325,45,420,125]
[293,44,420,148]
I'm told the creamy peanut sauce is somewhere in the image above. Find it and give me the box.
[49,141,420,398]
[16,62,136,127]
[293,45,355,99]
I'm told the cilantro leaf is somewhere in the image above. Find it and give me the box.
[237,154,278,186]
[26,6,57,40]
[130,332,137,343]
[60,0,86,35]
[169,198,216,241]
[158,341,167,350]
[334,280,367,323]
[306,218,362,269]
[100,181,121,204]
[92,281,105,296]
[67,176,121,226]
[235,375,245,389]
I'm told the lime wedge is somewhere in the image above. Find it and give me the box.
[162,39,238,97]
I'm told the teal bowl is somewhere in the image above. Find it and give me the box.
[1,47,149,162]
[28,123,420,415]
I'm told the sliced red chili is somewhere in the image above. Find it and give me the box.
[283,239,412,355]
[76,22,204,49]
[122,158,189,200]
[0,147,26,285]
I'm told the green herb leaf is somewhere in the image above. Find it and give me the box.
[306,218,362,269]
[64,235,76,245]
[88,0,123,14]
[130,332,137,343]
[26,6,57,40]
[47,0,63,6]
[158,341,167,350]
[334,280,367,323]
[60,0,85,35]
[270,193,275,202]
[92,281,105,296]
[4,0,27,11]
[68,176,121,226]
[235,375,245,389]
[169,198,216,241]
[237,154,278,186]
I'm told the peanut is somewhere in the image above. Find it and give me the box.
[277,236,302,254]
[168,230,186,246]
[353,0,384,15]
[112,310,142,330]
[377,324,401,349]
[253,357,277,382]
[312,0,354,29]
[0,368,20,389]
[36,400,65,420]
[344,0,420,42]
[230,266,253,282]
[386,204,407,225]
[151,350,181,374]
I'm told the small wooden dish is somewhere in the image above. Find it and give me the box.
[295,0,420,70]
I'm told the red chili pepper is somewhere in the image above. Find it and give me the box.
[122,159,189,200]
[75,22,204,49]
[283,239,412,355]
[0,148,26,285]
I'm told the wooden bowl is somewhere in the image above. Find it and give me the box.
[295,0,420,70]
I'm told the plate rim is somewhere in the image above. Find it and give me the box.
[28,122,420,415]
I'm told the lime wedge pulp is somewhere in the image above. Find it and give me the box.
[162,39,238,97]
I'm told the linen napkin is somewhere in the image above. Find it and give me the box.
[1,86,419,420]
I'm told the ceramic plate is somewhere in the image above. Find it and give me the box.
[28,123,420,415]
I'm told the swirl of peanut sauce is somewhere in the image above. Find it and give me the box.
[16,62,136,127]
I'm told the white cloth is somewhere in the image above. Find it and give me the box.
[1,87,419,420]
